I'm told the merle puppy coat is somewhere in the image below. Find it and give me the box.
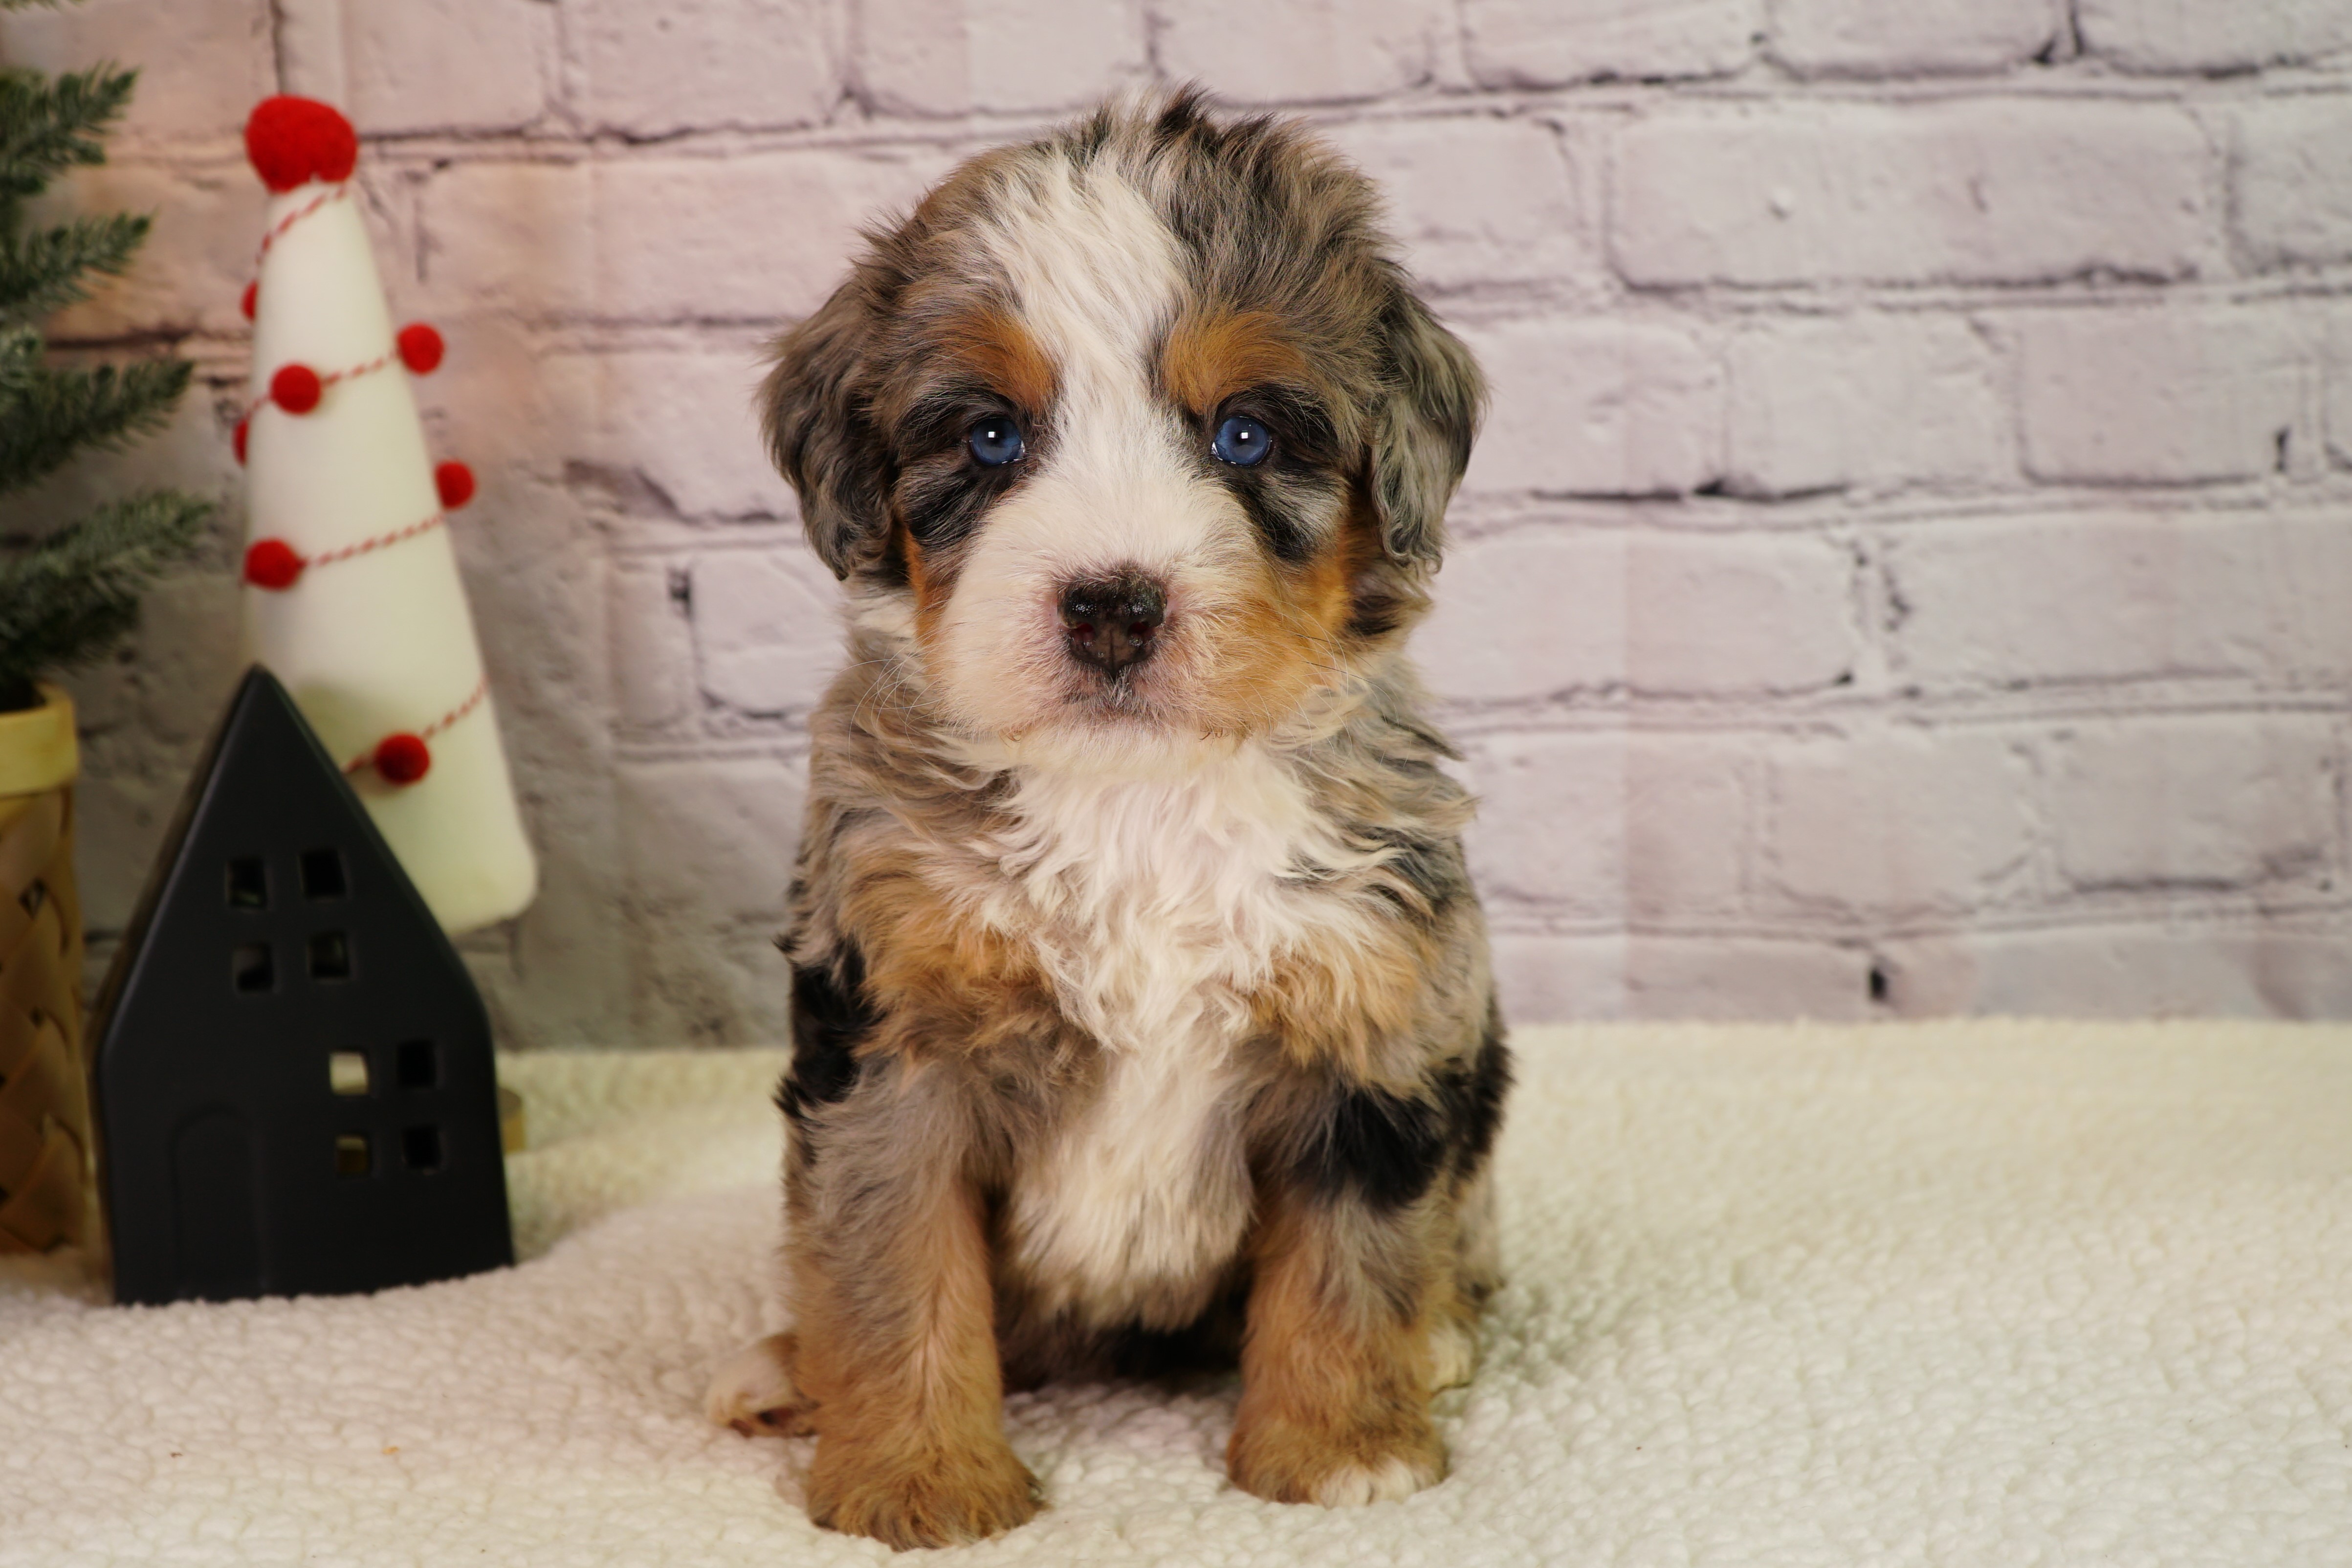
[706,88,1510,1551]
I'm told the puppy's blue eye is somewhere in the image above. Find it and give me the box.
[968,418,1024,466]
[1212,414,1271,466]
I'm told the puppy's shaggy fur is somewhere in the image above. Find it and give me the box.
[706,88,1509,1550]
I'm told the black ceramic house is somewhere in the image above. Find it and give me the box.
[88,667,512,1304]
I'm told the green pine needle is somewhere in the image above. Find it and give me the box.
[0,64,135,207]
[0,210,150,322]
[0,490,211,694]
[0,346,191,494]
[0,8,206,688]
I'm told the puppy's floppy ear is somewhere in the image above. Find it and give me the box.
[1368,285,1484,569]
[762,271,892,580]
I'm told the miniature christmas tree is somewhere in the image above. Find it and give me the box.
[0,0,207,1258]
[0,21,209,710]
[234,95,535,936]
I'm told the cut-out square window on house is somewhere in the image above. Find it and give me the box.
[334,1133,371,1177]
[232,942,274,994]
[402,1125,443,1172]
[329,1051,370,1096]
[396,1039,438,1090]
[299,847,346,900]
[307,930,352,981]
[226,857,267,908]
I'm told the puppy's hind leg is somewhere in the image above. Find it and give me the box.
[705,1331,815,1437]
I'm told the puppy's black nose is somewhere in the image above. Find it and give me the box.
[1059,574,1166,678]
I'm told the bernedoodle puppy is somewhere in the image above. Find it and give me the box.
[705,87,1511,1550]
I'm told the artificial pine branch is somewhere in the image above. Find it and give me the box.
[0,64,134,208]
[0,490,211,697]
[0,8,202,703]
[0,353,190,493]
[0,210,150,322]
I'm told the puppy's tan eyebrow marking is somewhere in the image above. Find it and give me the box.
[935,305,1059,414]
[1161,307,1321,415]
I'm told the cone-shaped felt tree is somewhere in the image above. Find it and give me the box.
[236,96,534,935]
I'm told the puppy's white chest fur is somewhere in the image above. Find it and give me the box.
[972,740,1374,1325]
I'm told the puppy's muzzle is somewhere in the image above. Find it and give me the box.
[1058,571,1166,679]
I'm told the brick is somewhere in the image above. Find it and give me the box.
[1321,116,1593,291]
[1726,313,2011,497]
[2273,515,2352,681]
[1624,533,1859,695]
[570,0,842,135]
[2328,310,2352,468]
[1613,102,2217,287]
[632,916,793,1045]
[610,564,700,729]
[1762,725,2036,916]
[1157,0,1454,105]
[541,350,787,518]
[1463,732,1748,917]
[419,148,951,322]
[1884,512,2286,690]
[31,160,266,341]
[691,549,844,714]
[857,0,1145,116]
[66,771,183,935]
[1881,925,2352,1019]
[345,0,556,134]
[417,162,593,317]
[616,755,804,916]
[2046,718,2338,891]
[1458,318,1723,497]
[2012,307,2308,485]
[1769,0,2063,75]
[125,574,246,752]
[1416,533,1627,703]
[1491,933,1875,1021]
[2079,0,2352,72]
[2234,96,2352,271]
[1463,0,1759,86]
[1418,530,1855,701]
[0,0,273,147]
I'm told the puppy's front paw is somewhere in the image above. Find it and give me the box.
[704,1332,813,1437]
[806,1435,1041,1550]
[1228,1411,1445,1507]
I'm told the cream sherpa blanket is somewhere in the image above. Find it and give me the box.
[3,1022,2348,1566]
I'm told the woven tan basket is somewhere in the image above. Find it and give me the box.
[0,685,89,1255]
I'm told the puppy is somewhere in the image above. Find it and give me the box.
[706,88,1510,1550]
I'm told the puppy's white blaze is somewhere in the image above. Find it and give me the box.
[934,152,1256,741]
[992,741,1389,1323]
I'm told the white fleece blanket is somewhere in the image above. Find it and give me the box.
[4,1022,2349,1566]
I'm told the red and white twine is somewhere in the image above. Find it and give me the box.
[345,679,488,785]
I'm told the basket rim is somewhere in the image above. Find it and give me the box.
[0,683,78,799]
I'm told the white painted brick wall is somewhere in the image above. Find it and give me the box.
[14,0,2351,1041]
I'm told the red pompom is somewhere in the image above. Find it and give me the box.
[373,732,432,786]
[241,281,258,320]
[434,461,477,510]
[244,95,358,193]
[242,539,306,591]
[232,419,249,465]
[271,362,323,414]
[396,323,444,375]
